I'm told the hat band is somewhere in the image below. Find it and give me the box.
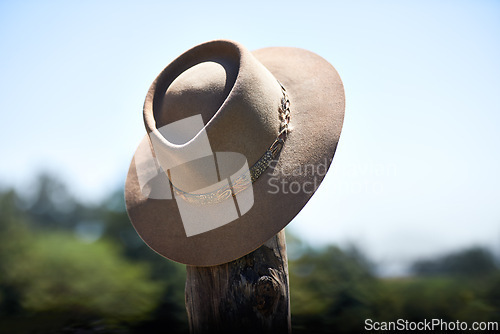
[169,82,290,205]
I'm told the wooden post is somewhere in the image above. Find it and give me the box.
[185,229,291,334]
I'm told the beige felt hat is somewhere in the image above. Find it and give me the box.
[125,39,345,266]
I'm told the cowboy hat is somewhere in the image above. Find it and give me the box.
[125,39,345,266]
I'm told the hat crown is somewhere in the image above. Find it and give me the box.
[144,40,283,191]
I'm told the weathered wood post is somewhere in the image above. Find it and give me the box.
[185,229,290,334]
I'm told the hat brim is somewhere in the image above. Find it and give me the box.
[125,46,345,266]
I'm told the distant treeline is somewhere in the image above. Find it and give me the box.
[0,174,499,333]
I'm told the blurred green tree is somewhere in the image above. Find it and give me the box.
[3,232,163,321]
[411,247,498,277]
[289,244,376,333]
[0,178,188,333]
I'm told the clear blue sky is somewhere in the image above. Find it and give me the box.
[1,1,499,275]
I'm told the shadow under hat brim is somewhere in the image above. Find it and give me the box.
[125,46,345,266]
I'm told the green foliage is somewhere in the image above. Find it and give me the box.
[0,178,188,333]
[4,232,163,321]
[411,247,498,277]
[373,276,498,322]
[1,174,499,333]
[289,246,500,333]
[289,245,376,333]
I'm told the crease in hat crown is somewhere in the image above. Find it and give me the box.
[142,40,285,191]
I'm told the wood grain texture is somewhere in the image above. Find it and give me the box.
[185,229,290,334]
